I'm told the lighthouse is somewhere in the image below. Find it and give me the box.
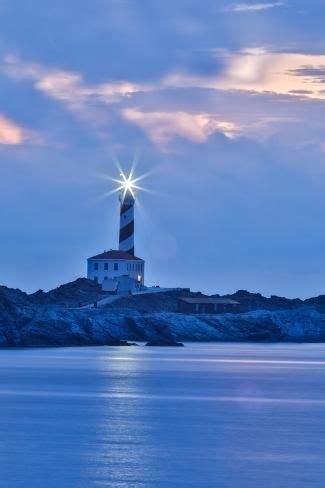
[87,169,145,294]
[119,188,135,255]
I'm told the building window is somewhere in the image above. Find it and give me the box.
[104,263,108,271]
[94,262,99,270]
[94,276,98,283]
[114,263,118,271]
[104,277,108,280]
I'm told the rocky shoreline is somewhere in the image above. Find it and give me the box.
[1,278,325,347]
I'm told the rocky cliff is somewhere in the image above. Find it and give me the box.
[0,279,324,347]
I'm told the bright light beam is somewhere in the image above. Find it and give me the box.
[113,166,151,202]
[96,153,160,205]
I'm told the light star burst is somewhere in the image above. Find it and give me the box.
[115,170,141,201]
[98,162,151,204]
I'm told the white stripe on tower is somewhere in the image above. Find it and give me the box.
[119,190,135,255]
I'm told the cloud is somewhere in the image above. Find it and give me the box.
[3,50,325,151]
[289,66,325,82]
[163,49,325,100]
[289,89,314,95]
[121,108,239,145]
[230,2,284,12]
[9,50,325,105]
[1,55,149,115]
[0,114,29,145]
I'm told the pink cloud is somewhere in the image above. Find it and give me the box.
[121,108,239,146]
[0,114,27,145]
[163,49,325,100]
[2,55,149,114]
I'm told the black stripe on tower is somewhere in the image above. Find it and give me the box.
[119,221,134,242]
[120,203,132,215]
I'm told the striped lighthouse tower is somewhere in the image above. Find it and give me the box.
[119,189,135,255]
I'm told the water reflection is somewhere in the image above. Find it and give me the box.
[91,348,154,486]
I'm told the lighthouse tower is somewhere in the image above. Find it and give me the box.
[119,189,135,255]
[87,173,145,293]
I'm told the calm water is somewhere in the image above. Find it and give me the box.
[1,343,325,487]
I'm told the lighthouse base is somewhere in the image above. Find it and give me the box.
[101,275,144,295]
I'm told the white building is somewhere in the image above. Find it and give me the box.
[87,249,145,294]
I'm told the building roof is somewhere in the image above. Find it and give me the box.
[179,297,240,305]
[88,250,144,261]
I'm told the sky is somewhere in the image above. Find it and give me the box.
[1,0,325,297]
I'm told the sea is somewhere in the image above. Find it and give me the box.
[1,343,325,487]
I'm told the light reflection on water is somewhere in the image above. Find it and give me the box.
[1,343,325,487]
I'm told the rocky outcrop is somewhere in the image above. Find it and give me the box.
[0,286,35,347]
[0,305,324,347]
[146,339,184,347]
[218,289,304,312]
[29,278,103,307]
[0,279,325,347]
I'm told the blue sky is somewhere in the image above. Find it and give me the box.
[1,0,325,297]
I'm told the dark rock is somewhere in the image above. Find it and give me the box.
[220,289,303,312]
[305,295,325,305]
[28,278,103,307]
[146,339,184,347]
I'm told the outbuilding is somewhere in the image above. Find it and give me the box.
[178,297,240,314]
